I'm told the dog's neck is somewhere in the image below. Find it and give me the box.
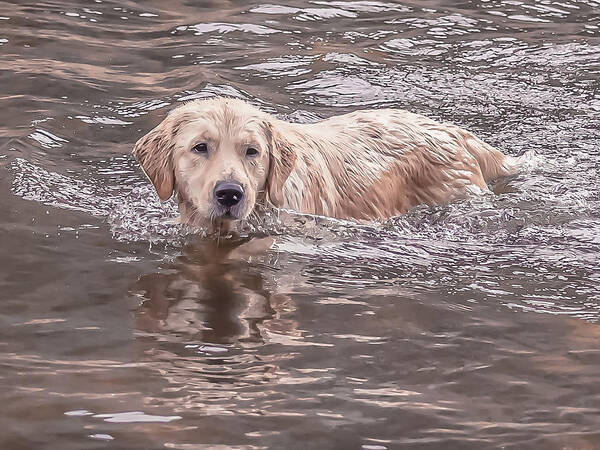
[276,121,409,220]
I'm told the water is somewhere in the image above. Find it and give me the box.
[1,0,600,448]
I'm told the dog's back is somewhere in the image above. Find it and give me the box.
[273,108,523,219]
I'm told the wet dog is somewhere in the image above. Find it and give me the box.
[133,97,524,232]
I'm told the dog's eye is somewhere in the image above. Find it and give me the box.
[245,147,259,157]
[191,143,208,154]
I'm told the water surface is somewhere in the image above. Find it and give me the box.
[1,0,600,449]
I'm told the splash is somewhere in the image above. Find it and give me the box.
[10,157,185,243]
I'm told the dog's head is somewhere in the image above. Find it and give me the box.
[133,98,295,230]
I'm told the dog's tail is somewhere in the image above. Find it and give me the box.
[464,134,530,182]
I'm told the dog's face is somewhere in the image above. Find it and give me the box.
[167,102,271,224]
[133,98,295,230]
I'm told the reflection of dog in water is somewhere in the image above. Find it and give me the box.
[134,237,297,344]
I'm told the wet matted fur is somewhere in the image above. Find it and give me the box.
[133,97,524,231]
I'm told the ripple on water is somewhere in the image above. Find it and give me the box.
[3,0,600,448]
[9,157,183,243]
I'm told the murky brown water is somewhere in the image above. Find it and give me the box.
[1,0,600,448]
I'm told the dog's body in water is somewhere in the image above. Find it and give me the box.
[133,97,525,233]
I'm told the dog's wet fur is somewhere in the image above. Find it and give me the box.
[133,97,524,233]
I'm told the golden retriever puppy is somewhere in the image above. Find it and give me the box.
[133,97,524,231]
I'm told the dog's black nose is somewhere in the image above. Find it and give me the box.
[214,181,244,208]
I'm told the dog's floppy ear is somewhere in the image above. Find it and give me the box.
[132,120,175,201]
[264,120,296,207]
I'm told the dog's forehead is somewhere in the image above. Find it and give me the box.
[171,100,266,141]
[173,98,261,121]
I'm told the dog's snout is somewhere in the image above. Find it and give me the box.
[214,181,244,207]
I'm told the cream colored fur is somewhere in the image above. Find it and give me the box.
[133,97,524,230]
